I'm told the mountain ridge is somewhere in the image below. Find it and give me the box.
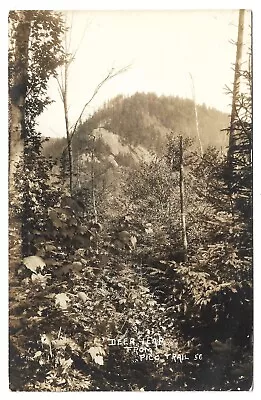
[43,92,230,163]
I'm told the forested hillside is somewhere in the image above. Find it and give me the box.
[9,11,252,392]
[85,93,229,151]
[43,93,229,161]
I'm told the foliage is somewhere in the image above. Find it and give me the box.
[9,11,66,255]
[9,16,252,391]
[10,126,252,391]
[119,130,252,390]
[225,61,252,222]
[10,198,193,391]
[9,11,66,128]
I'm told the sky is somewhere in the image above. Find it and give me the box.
[37,9,252,138]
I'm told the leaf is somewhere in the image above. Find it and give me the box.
[48,209,64,229]
[94,355,104,365]
[33,350,42,359]
[78,225,88,235]
[23,255,46,274]
[59,357,73,373]
[45,244,57,253]
[54,262,83,278]
[31,273,49,288]
[77,291,88,303]
[80,258,88,266]
[53,265,70,277]
[53,337,81,351]
[45,258,60,267]
[88,346,97,359]
[71,261,83,272]
[61,196,84,214]
[88,346,105,365]
[68,217,78,227]
[55,293,70,309]
[41,333,52,347]
[74,233,92,248]
[130,235,137,249]
[63,228,75,239]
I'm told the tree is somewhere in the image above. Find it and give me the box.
[9,11,66,257]
[228,10,245,160]
[178,135,188,261]
[227,10,247,213]
[189,73,203,157]
[225,10,252,251]
[56,14,130,195]
[9,11,31,193]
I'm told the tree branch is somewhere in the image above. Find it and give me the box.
[61,65,131,155]
[55,75,65,102]
[69,65,131,143]
[59,64,130,158]
[70,18,91,61]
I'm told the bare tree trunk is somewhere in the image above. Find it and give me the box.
[189,73,203,157]
[227,9,245,217]
[76,150,81,189]
[62,61,74,195]
[179,135,188,261]
[9,12,31,193]
[90,135,98,224]
[56,15,129,196]
[56,66,129,185]
[228,9,245,165]
[9,12,31,262]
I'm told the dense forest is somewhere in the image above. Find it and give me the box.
[76,93,229,151]
[43,92,229,159]
[9,11,252,392]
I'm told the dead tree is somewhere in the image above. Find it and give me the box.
[227,9,245,215]
[228,9,245,170]
[189,73,203,157]
[56,15,130,195]
[179,135,188,262]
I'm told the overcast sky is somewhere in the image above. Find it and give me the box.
[37,9,251,138]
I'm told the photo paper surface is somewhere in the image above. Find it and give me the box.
[8,9,253,391]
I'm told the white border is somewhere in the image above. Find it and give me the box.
[1,1,260,399]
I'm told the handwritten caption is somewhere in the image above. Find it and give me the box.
[107,336,203,363]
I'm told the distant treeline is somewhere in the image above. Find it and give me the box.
[43,92,229,158]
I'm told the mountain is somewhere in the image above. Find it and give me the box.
[43,92,230,164]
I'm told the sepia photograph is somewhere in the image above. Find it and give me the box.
[8,7,253,392]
